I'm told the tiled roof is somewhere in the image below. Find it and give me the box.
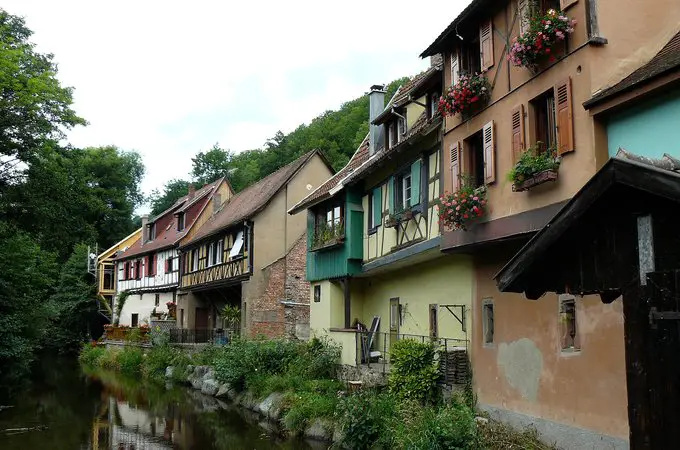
[184,151,322,245]
[114,179,221,260]
[584,31,680,108]
[420,0,490,57]
[288,136,370,214]
[373,63,442,124]
[615,148,680,172]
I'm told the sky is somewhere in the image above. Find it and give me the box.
[5,0,469,204]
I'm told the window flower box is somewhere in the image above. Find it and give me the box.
[508,144,561,192]
[436,184,487,231]
[398,208,414,221]
[508,9,577,71]
[384,215,399,228]
[438,72,491,118]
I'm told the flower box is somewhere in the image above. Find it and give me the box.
[512,169,559,192]
[384,215,399,228]
[310,236,345,252]
[438,72,491,118]
[508,9,576,70]
[400,209,414,220]
[437,184,488,231]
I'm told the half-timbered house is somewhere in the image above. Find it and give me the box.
[289,64,473,379]
[178,151,334,339]
[113,179,232,327]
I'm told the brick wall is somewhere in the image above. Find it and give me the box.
[248,233,310,339]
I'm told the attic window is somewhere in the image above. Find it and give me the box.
[177,213,186,231]
[397,112,406,141]
[149,222,156,241]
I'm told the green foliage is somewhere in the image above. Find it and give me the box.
[312,220,345,248]
[336,390,397,450]
[507,144,561,184]
[477,417,557,449]
[220,304,241,329]
[388,339,441,404]
[116,347,144,377]
[191,143,234,187]
[113,291,131,326]
[147,179,191,216]
[282,390,338,434]
[78,343,106,366]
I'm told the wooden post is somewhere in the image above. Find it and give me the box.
[343,278,351,329]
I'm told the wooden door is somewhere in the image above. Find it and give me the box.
[625,270,680,449]
[195,307,209,329]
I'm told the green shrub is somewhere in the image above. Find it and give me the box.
[98,348,121,371]
[191,344,221,366]
[289,337,340,380]
[117,347,143,376]
[282,390,338,433]
[79,344,105,366]
[337,390,397,450]
[141,345,183,381]
[388,338,440,404]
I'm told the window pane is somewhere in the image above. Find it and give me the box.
[333,206,341,225]
[229,231,244,258]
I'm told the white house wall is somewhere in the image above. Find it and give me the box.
[117,291,175,327]
[116,248,179,292]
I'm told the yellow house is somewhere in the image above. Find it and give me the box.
[289,66,473,383]
[96,227,142,319]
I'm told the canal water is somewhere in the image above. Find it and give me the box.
[0,360,321,450]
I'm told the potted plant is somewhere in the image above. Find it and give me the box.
[438,72,491,118]
[508,144,561,192]
[508,8,577,71]
[312,220,345,249]
[166,301,177,319]
[436,182,488,231]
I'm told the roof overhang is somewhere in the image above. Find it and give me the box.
[495,156,680,296]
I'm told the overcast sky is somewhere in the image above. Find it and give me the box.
[5,0,468,203]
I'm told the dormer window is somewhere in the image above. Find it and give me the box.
[148,222,156,241]
[429,92,439,118]
[177,213,186,231]
[387,122,395,149]
[397,113,406,142]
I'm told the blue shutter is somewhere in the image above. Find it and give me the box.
[373,186,382,227]
[410,159,421,207]
[388,177,395,214]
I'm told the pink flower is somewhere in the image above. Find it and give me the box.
[556,31,564,39]
[571,19,578,26]
[456,205,461,211]
[473,196,479,201]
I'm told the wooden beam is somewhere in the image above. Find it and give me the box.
[343,278,351,329]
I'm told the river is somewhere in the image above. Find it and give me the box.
[0,359,322,450]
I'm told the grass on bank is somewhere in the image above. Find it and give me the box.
[79,338,554,449]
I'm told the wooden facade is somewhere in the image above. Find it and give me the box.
[117,247,179,292]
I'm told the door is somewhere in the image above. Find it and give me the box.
[131,313,139,328]
[389,298,400,353]
[195,307,209,343]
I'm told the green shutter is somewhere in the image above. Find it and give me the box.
[410,159,421,207]
[373,186,382,227]
[388,177,395,213]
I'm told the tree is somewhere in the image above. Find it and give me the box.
[0,9,86,190]
[147,179,191,216]
[191,143,234,187]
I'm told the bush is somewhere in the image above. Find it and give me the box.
[337,390,397,450]
[117,347,143,376]
[282,390,338,433]
[141,345,184,381]
[388,339,440,404]
[289,337,340,380]
[79,343,106,366]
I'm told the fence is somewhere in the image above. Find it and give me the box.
[168,328,238,344]
[353,331,469,385]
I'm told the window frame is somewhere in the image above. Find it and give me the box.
[207,242,215,267]
[482,299,494,346]
[149,222,156,241]
[559,295,580,353]
[191,248,199,272]
[531,89,558,154]
[313,285,321,303]
[177,213,186,231]
[367,188,382,234]
[216,239,224,265]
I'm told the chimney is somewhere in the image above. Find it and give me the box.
[213,192,222,214]
[141,214,149,246]
[369,84,386,156]
[188,183,195,199]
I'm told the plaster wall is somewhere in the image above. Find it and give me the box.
[472,255,629,445]
[117,291,174,327]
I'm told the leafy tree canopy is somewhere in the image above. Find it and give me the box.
[147,179,191,217]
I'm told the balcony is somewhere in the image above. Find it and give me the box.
[311,218,345,251]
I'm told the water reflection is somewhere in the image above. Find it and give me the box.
[0,360,318,450]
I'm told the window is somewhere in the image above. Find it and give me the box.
[464,130,485,188]
[191,249,198,272]
[147,254,156,277]
[177,213,185,231]
[368,186,382,231]
[429,92,439,118]
[429,304,438,338]
[216,239,224,265]
[397,114,406,142]
[131,313,139,328]
[482,300,494,345]
[135,259,142,280]
[229,231,245,258]
[103,264,114,290]
[180,308,184,327]
[387,122,396,149]
[314,285,321,303]
[390,298,400,332]
[149,222,156,241]
[155,294,160,307]
[559,295,580,351]
[450,51,460,85]
[399,173,412,210]
[540,0,560,13]
[532,89,557,153]
[207,242,215,267]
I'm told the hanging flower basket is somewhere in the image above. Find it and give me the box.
[436,184,488,231]
[438,72,491,117]
[508,9,577,70]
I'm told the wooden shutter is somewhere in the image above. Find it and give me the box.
[483,121,496,184]
[372,186,382,227]
[511,105,525,162]
[480,20,494,71]
[560,0,578,10]
[518,0,529,35]
[450,51,460,85]
[388,176,395,214]
[410,159,421,208]
[121,262,126,281]
[144,255,149,277]
[554,77,574,155]
[450,142,461,192]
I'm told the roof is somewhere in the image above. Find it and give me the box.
[420,0,492,57]
[114,179,222,260]
[495,150,680,294]
[584,31,680,109]
[185,150,327,245]
[97,227,142,261]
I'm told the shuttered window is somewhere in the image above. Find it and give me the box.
[372,186,382,229]
[483,121,496,184]
[511,105,525,163]
[120,262,126,281]
[388,176,395,214]
[559,0,578,10]
[450,51,460,85]
[450,142,461,192]
[480,20,494,71]
[518,0,530,35]
[410,159,422,208]
[554,78,574,155]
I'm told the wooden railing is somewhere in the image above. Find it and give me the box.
[181,256,249,288]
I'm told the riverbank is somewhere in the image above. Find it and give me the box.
[79,339,556,449]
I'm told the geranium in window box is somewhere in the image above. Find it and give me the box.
[508,144,561,192]
[399,208,414,221]
[508,9,576,71]
[438,72,491,118]
[436,184,487,231]
[384,214,399,228]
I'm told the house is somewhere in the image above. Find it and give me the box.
[177,150,334,339]
[289,62,473,381]
[112,179,233,327]
[96,227,142,320]
[420,0,680,448]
